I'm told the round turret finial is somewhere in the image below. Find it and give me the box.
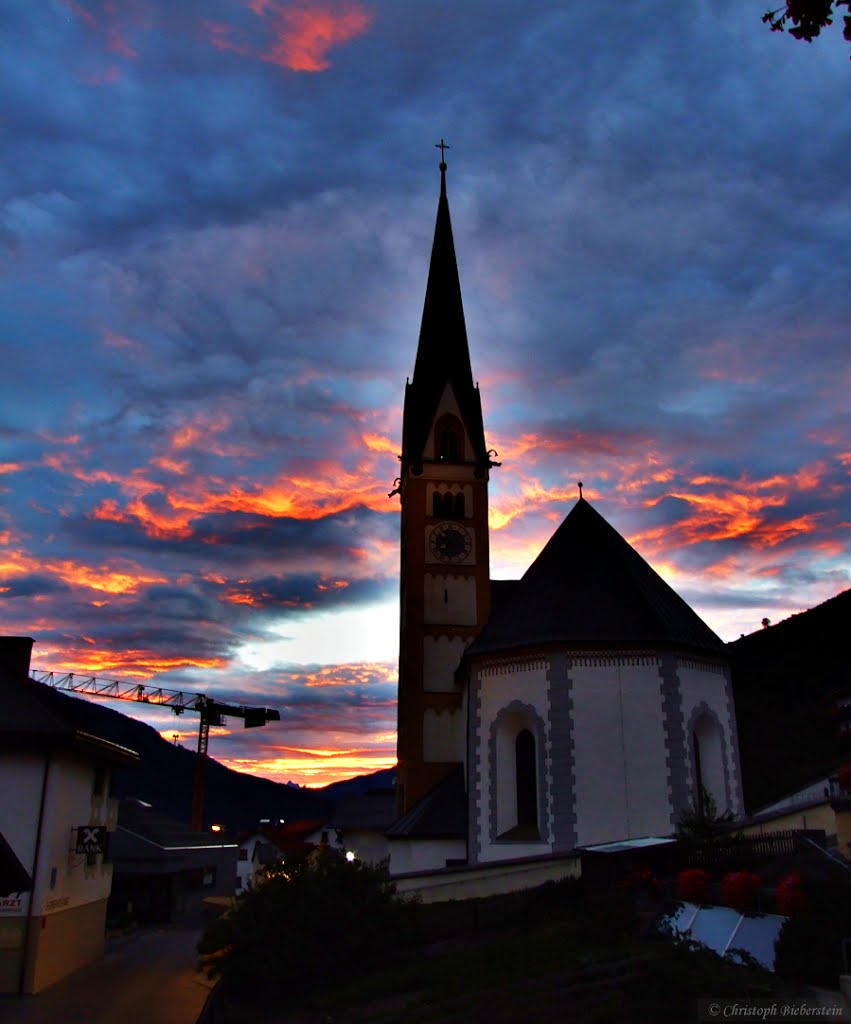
[578,481,584,499]
[435,138,449,172]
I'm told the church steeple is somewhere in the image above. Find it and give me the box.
[395,151,493,818]
[402,156,487,470]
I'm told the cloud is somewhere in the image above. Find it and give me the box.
[2,0,850,786]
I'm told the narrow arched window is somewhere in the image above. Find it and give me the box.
[454,492,465,518]
[692,713,726,817]
[432,492,444,517]
[516,729,537,828]
[435,414,464,463]
[693,730,705,819]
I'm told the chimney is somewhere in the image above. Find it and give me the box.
[0,636,35,679]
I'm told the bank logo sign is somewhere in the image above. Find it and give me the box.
[75,826,107,855]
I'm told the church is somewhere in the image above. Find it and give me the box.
[385,156,744,875]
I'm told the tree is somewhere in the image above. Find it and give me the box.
[763,1,851,55]
[198,849,418,1006]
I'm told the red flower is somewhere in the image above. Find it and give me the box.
[721,870,761,912]
[837,765,851,794]
[776,872,807,916]
[676,868,712,904]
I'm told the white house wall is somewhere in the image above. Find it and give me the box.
[472,659,553,864]
[677,659,743,817]
[0,749,116,993]
[571,656,671,846]
[388,838,466,875]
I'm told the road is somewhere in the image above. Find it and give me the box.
[0,927,215,1024]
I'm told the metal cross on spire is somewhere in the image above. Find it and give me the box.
[435,138,450,166]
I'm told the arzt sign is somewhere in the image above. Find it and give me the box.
[75,826,107,855]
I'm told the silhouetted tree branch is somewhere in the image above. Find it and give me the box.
[763,1,851,55]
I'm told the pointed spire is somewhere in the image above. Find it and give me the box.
[411,149,473,394]
[403,145,487,465]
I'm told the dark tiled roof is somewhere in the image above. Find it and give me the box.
[468,498,724,657]
[386,766,467,839]
[118,799,230,849]
[235,820,325,850]
[402,168,488,467]
[323,791,397,830]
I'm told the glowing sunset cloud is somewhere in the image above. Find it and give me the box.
[0,551,165,595]
[224,745,396,787]
[258,3,373,72]
[4,1,851,792]
[32,646,225,679]
[362,432,397,454]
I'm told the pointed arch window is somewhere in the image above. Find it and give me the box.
[435,415,464,463]
[691,712,726,817]
[515,729,537,829]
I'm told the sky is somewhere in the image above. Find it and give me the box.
[2,1,850,788]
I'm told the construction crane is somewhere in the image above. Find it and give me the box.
[31,670,281,830]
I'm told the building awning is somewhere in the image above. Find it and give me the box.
[0,831,32,897]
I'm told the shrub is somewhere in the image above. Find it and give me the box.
[676,868,712,904]
[775,879,851,988]
[775,872,807,916]
[721,871,761,913]
[198,849,418,1005]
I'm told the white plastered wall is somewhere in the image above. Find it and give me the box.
[475,660,553,862]
[388,838,467,875]
[571,657,671,847]
[679,661,743,816]
[0,751,114,919]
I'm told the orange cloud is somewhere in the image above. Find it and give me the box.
[316,578,348,591]
[259,3,373,72]
[223,746,396,787]
[296,662,396,687]
[150,455,189,475]
[32,647,225,679]
[362,432,396,454]
[630,464,829,559]
[0,549,166,594]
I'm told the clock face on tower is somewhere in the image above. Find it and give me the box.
[428,521,473,563]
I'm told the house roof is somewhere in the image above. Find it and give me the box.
[401,164,488,468]
[386,766,467,840]
[0,667,138,764]
[117,798,233,850]
[322,791,397,831]
[468,497,724,658]
[236,820,325,850]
